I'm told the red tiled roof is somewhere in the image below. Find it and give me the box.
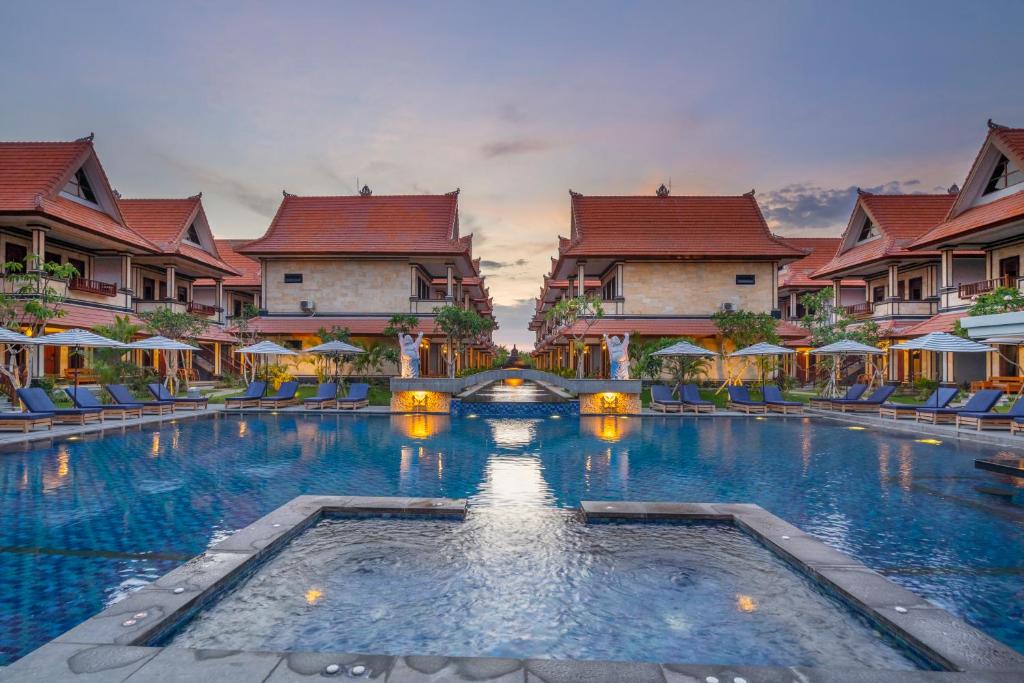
[542,317,806,342]
[0,141,157,252]
[563,193,805,259]
[776,237,864,289]
[898,311,962,337]
[33,303,143,330]
[813,193,956,278]
[239,192,466,256]
[251,316,443,336]
[994,128,1024,166]
[195,240,260,287]
[118,197,237,275]
[910,190,1024,249]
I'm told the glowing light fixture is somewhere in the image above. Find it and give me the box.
[305,588,323,605]
[915,438,942,445]
[736,594,758,613]
[847,426,866,431]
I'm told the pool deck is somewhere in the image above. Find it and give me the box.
[5,496,1023,682]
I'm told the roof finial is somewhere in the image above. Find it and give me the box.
[856,187,869,196]
[282,189,295,197]
[189,191,203,200]
[446,188,460,196]
[656,184,670,197]
[76,132,95,142]
[743,188,756,197]
[988,118,1007,130]
[568,189,582,197]
[947,183,960,195]
[359,184,372,196]
[112,189,121,199]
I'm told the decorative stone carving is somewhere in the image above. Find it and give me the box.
[399,332,423,378]
[604,333,630,380]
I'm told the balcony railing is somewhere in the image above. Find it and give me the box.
[842,302,873,318]
[187,301,219,316]
[872,299,937,317]
[958,274,1016,299]
[68,277,117,297]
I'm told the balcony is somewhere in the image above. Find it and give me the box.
[410,297,452,314]
[134,299,187,315]
[958,274,1017,299]
[871,299,937,317]
[187,301,219,317]
[842,302,873,319]
[69,277,117,297]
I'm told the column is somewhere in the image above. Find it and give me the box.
[615,263,624,297]
[445,264,454,301]
[831,279,842,309]
[29,225,47,270]
[788,293,798,319]
[165,265,176,301]
[887,264,899,299]
[259,259,267,311]
[215,279,224,324]
[939,249,955,308]
[577,262,586,297]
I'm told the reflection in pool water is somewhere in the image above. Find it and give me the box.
[0,414,1023,663]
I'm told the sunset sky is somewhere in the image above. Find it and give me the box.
[3,1,1023,348]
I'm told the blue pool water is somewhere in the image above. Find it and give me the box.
[1,413,1023,664]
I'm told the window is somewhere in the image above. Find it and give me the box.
[984,154,1023,195]
[908,277,923,301]
[142,278,155,300]
[282,339,302,350]
[184,223,201,244]
[283,273,303,284]
[602,274,618,300]
[857,218,879,242]
[63,168,98,203]
[67,258,86,277]
[45,252,62,267]
[416,276,431,299]
[177,286,188,303]
[872,285,885,302]
[735,274,756,285]
[233,299,244,318]
[4,242,27,268]
[897,281,905,300]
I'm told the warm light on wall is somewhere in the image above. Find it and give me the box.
[601,392,620,412]
[505,377,524,387]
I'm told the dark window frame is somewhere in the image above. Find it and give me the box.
[984,154,1023,195]
[283,273,303,284]
[735,274,756,285]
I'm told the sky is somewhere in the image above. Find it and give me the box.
[2,1,1023,349]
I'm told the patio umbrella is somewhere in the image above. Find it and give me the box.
[811,340,885,397]
[127,336,202,386]
[892,332,993,390]
[34,328,127,392]
[234,340,297,384]
[651,339,718,357]
[305,339,364,385]
[727,342,795,392]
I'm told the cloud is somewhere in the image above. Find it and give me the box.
[497,103,526,124]
[480,139,556,159]
[156,153,279,217]
[760,179,929,231]
[480,258,528,269]
[492,298,538,349]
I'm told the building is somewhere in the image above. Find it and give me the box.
[530,186,807,379]
[238,187,495,377]
[0,136,237,381]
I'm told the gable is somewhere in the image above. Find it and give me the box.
[55,148,126,223]
[949,125,1024,218]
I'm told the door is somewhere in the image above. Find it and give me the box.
[999,256,1019,287]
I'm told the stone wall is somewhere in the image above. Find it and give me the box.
[265,259,410,314]
[622,261,775,315]
[578,392,642,415]
[391,390,452,413]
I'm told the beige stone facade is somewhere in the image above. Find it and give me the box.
[264,259,411,314]
[622,261,776,315]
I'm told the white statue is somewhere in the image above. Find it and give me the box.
[605,333,630,380]
[399,332,423,378]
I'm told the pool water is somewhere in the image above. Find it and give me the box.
[164,516,919,668]
[1,414,1023,664]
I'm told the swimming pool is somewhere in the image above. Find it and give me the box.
[1,413,1022,663]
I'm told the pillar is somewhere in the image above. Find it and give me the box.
[789,293,798,319]
[29,225,47,270]
[445,264,454,301]
[615,263,624,297]
[165,265,176,301]
[887,264,899,299]
[215,279,224,323]
[577,262,586,297]
[831,279,842,309]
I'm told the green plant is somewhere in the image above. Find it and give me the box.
[382,314,420,337]
[226,303,261,382]
[263,363,294,391]
[545,295,604,379]
[433,304,496,378]
[351,341,399,377]
[629,336,674,381]
[912,377,939,401]
[313,326,356,385]
[137,306,209,392]
[799,287,882,386]
[953,286,1024,337]
[92,314,143,386]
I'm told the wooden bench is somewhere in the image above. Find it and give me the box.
[971,376,1024,393]
[63,368,99,384]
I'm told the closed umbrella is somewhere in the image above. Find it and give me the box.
[35,329,127,392]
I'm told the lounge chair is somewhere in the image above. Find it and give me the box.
[679,383,715,413]
[915,388,1003,425]
[225,381,266,409]
[66,387,142,421]
[1010,417,1024,436]
[260,381,300,409]
[763,386,803,414]
[727,386,768,414]
[879,388,958,420]
[829,385,898,413]
[304,383,338,409]
[336,383,369,410]
[956,396,1024,431]
[809,383,867,409]
[16,387,103,425]
[106,384,175,415]
[0,412,53,433]
[148,383,209,410]
[649,384,682,413]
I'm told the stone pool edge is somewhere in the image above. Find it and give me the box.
[5,496,1024,682]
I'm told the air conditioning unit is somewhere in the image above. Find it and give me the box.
[299,300,316,314]
[720,302,735,312]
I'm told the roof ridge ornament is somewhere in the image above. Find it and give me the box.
[359,185,372,196]
[856,187,870,196]
[656,184,670,197]
[987,118,1008,130]
[282,190,295,197]
[569,189,582,197]
[112,189,121,199]
[76,132,95,142]
[446,188,460,196]
[189,192,202,199]
[743,188,755,197]
[948,183,960,195]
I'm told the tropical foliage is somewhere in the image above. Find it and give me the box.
[953,286,1024,337]
[137,306,209,391]
[92,315,150,389]
[433,304,495,378]
[544,295,604,379]
[226,302,261,383]
[799,287,882,387]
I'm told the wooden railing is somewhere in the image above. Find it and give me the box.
[958,274,1016,299]
[187,301,218,316]
[68,277,118,297]
[842,302,873,317]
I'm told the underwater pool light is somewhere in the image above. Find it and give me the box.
[847,426,865,431]
[915,438,942,445]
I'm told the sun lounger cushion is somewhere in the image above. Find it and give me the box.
[958,397,1024,420]
[0,411,53,419]
[264,381,298,401]
[762,386,801,406]
[306,383,338,401]
[727,386,764,405]
[67,387,141,410]
[679,384,713,405]
[17,387,101,416]
[148,384,207,403]
[337,383,369,403]
[830,385,897,405]
[651,384,681,405]
[106,384,172,407]
[916,389,1003,415]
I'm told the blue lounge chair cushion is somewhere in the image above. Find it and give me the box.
[229,381,267,401]
[959,397,1024,420]
[67,387,142,410]
[679,384,713,405]
[264,381,299,401]
[148,384,207,403]
[106,384,172,407]
[727,386,765,405]
[762,386,801,406]
[337,383,369,403]
[830,385,897,405]
[17,387,101,416]
[881,387,958,411]
[0,411,53,419]
[917,389,1003,415]
[650,384,681,405]
[306,383,338,402]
